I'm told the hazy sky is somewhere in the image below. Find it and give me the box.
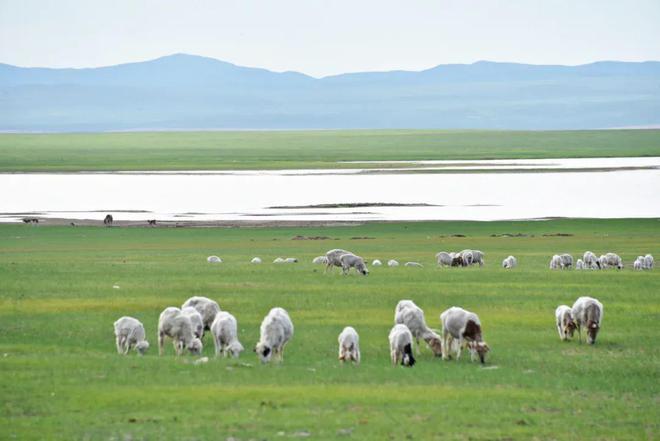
[2,0,660,77]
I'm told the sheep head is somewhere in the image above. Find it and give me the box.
[255,342,272,363]
[136,340,150,356]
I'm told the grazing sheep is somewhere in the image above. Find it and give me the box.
[103,214,113,225]
[589,261,600,270]
[337,326,360,364]
[549,255,563,270]
[583,251,599,268]
[312,256,328,265]
[181,296,221,332]
[147,219,157,226]
[255,307,294,364]
[157,307,203,356]
[394,300,442,356]
[372,259,382,266]
[210,311,244,358]
[559,254,573,269]
[555,305,577,341]
[575,259,585,270]
[598,255,608,269]
[388,324,416,367]
[251,257,262,264]
[572,297,603,345]
[644,254,654,269]
[450,254,464,267]
[273,257,285,264]
[405,262,424,268]
[460,250,474,266]
[181,306,205,339]
[502,256,517,269]
[207,256,222,263]
[605,253,623,269]
[325,249,352,272]
[471,250,485,266]
[340,253,368,275]
[284,257,298,263]
[387,259,400,267]
[435,252,453,267]
[633,258,643,271]
[113,316,149,355]
[440,306,490,364]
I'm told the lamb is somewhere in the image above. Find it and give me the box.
[157,307,203,356]
[394,300,442,356]
[559,254,573,269]
[583,251,599,269]
[549,254,563,270]
[387,259,400,267]
[273,257,285,264]
[502,255,517,269]
[255,307,294,363]
[555,305,577,341]
[312,256,328,265]
[337,326,360,364]
[575,259,585,270]
[340,253,368,275]
[372,259,382,266]
[644,254,654,269]
[210,311,244,358]
[435,252,453,267]
[325,249,352,272]
[605,252,623,269]
[405,262,424,268]
[181,296,221,332]
[440,306,490,364]
[207,255,222,263]
[113,316,149,355]
[388,324,416,367]
[572,296,603,344]
[180,306,204,339]
[251,257,262,264]
[633,258,643,271]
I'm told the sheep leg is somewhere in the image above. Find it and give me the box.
[390,349,397,365]
[415,337,421,356]
[214,335,221,357]
[122,338,131,355]
[577,325,582,344]
[441,332,450,360]
[115,336,124,354]
[455,339,462,361]
[557,322,565,341]
[158,332,165,356]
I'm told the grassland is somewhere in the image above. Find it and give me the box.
[0,219,658,440]
[1,129,660,172]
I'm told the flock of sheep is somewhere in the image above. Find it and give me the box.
[114,246,639,365]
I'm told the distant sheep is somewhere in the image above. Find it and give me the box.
[273,257,285,264]
[440,306,489,364]
[633,258,643,271]
[502,255,517,269]
[644,254,654,270]
[559,254,573,269]
[598,255,608,269]
[340,253,368,275]
[394,300,442,356]
[312,256,328,265]
[325,249,351,272]
[207,255,222,263]
[387,259,400,267]
[251,257,262,264]
[181,296,221,332]
[605,253,623,269]
[113,316,149,355]
[435,252,453,267]
[555,305,577,341]
[337,326,360,364]
[572,296,603,344]
[372,259,382,266]
[181,306,204,339]
[583,251,598,269]
[284,257,298,263]
[255,307,294,364]
[471,250,485,266]
[549,255,563,270]
[575,259,585,270]
[450,254,464,267]
[157,307,203,356]
[104,214,113,225]
[460,250,474,266]
[210,311,244,358]
[405,262,423,268]
[388,324,416,367]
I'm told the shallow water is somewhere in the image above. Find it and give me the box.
[1,157,659,222]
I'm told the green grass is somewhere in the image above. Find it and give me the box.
[1,129,660,171]
[1,219,659,440]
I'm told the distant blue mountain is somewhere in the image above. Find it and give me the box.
[1,53,659,131]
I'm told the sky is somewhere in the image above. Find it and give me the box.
[1,0,660,78]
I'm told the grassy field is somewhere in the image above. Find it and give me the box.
[1,129,660,171]
[0,219,658,440]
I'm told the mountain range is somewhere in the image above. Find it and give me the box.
[1,53,659,131]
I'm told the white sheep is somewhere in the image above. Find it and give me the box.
[502,255,517,269]
[405,262,424,268]
[440,306,490,364]
[255,307,293,363]
[572,296,603,344]
[273,257,284,263]
[388,324,416,367]
[605,252,623,269]
[394,300,442,356]
[598,255,608,269]
[181,306,205,339]
[644,254,654,269]
[284,257,298,264]
[207,255,222,263]
[471,250,485,266]
[387,259,399,267]
[633,258,643,271]
[251,257,262,264]
[372,259,382,266]
[181,296,221,332]
[575,259,585,270]
[435,252,453,267]
[340,253,368,275]
[549,255,563,270]
[460,250,474,266]
[325,249,352,272]
[157,307,203,356]
[337,326,360,364]
[559,254,573,269]
[113,316,149,355]
[210,311,244,358]
[312,256,328,265]
[583,251,598,268]
[555,305,577,341]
